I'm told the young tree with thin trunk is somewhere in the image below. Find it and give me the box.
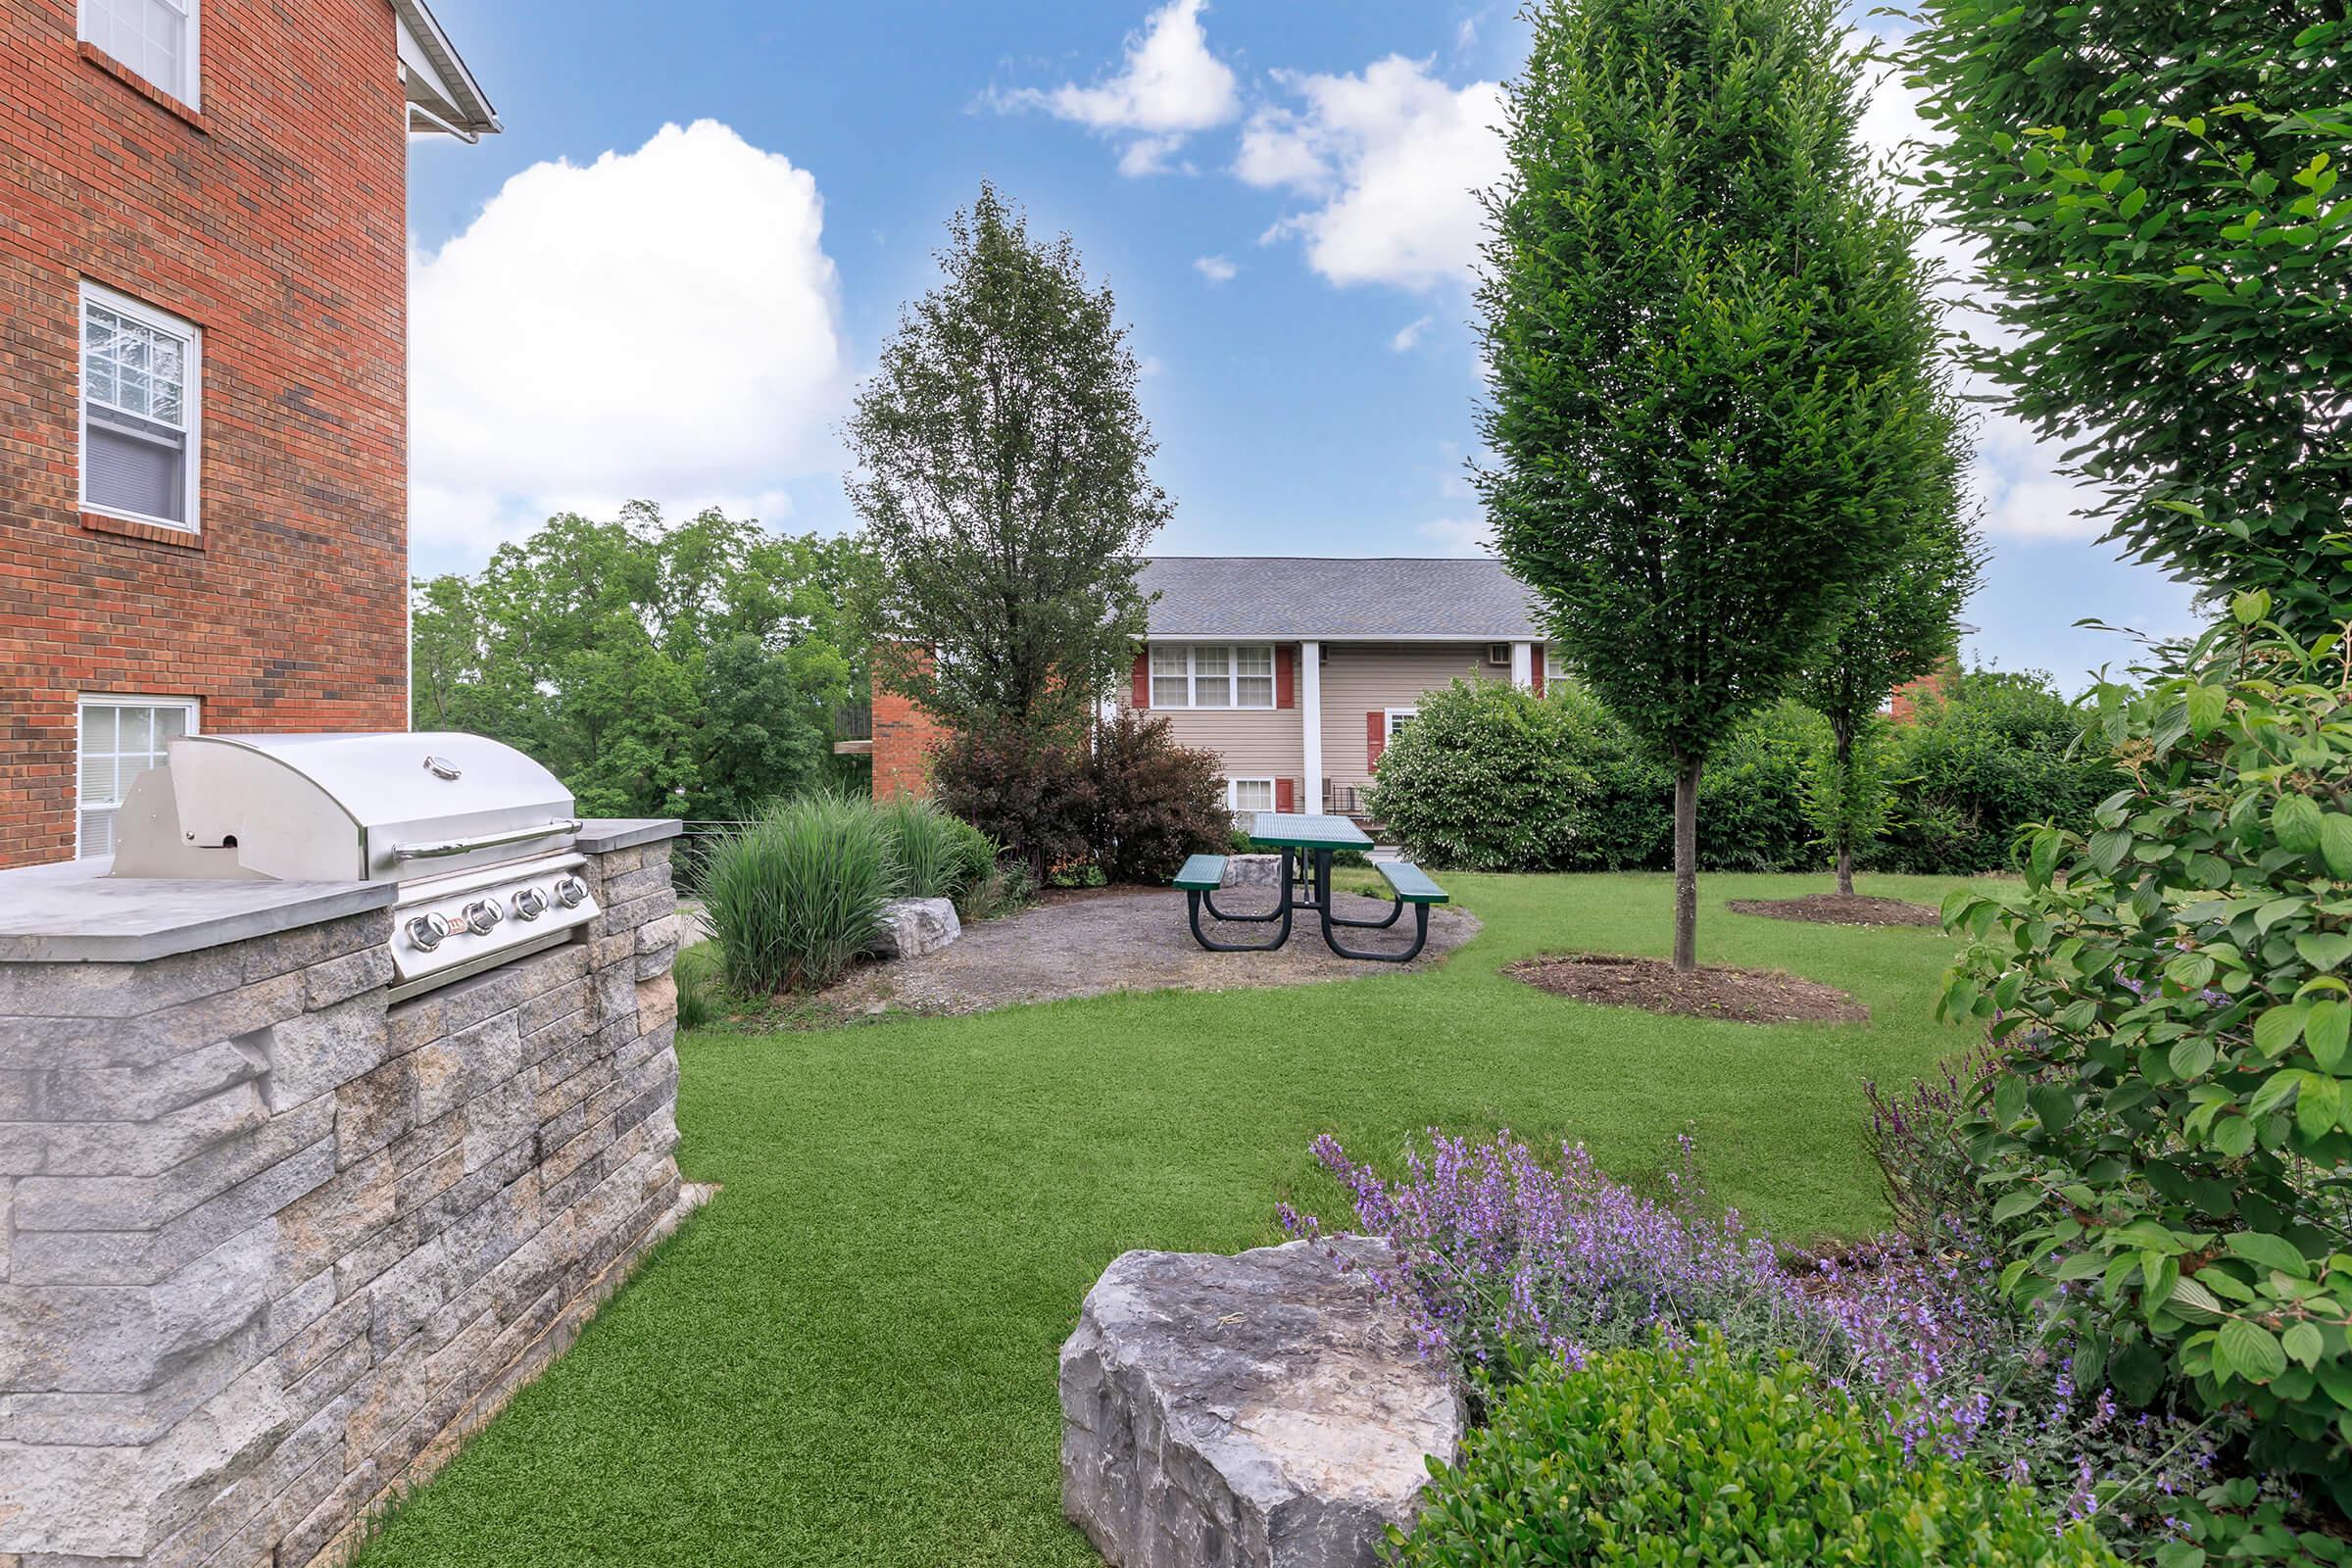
[1795,475,1984,896]
[1477,0,1960,970]
[848,183,1170,740]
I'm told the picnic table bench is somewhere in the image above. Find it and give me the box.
[1174,813,1446,963]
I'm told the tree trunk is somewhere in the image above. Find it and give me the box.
[1672,756,1701,973]
[1833,722,1855,898]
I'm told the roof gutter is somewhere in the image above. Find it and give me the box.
[394,0,500,137]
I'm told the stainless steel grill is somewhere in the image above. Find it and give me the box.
[111,732,602,1001]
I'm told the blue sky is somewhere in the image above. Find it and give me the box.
[406,0,2201,687]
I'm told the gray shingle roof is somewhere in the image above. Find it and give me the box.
[1136,557,1546,640]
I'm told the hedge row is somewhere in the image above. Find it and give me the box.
[1363,669,2117,876]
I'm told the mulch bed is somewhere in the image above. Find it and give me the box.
[1726,893,1940,929]
[1504,954,1870,1024]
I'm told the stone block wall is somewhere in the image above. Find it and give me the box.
[0,833,702,1565]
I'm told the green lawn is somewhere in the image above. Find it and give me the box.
[359,871,1980,1567]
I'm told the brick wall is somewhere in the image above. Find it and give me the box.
[0,0,412,867]
[870,662,944,801]
[0,835,700,1567]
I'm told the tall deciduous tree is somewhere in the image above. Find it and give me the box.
[848,184,1170,739]
[1904,3,2351,633]
[1479,0,1960,969]
[1796,469,1984,895]
[411,503,869,821]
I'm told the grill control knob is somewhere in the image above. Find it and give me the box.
[406,912,450,952]
[552,875,588,909]
[511,887,548,922]
[461,900,502,936]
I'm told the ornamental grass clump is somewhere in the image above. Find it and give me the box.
[1393,1330,2123,1568]
[877,792,967,902]
[701,791,900,994]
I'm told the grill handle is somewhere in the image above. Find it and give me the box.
[390,818,585,861]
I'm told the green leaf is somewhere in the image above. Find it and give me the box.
[2226,1231,2311,1278]
[2255,1003,2309,1057]
[2298,932,2352,972]
[2184,682,2226,736]
[2322,813,2352,879]
[2276,794,2325,855]
[2167,1276,2225,1321]
[2306,999,2350,1070]
[2298,1074,2343,1141]
[2029,828,2063,887]
[2219,1317,2287,1382]
[1993,1074,2029,1130]
[2170,1037,2217,1079]
[2232,588,2271,625]
[1991,1187,2043,1223]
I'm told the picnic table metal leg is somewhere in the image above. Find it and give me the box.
[1201,845,1295,923]
[1186,848,1295,952]
[1319,897,1430,962]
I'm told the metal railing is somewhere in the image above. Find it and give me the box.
[834,703,873,741]
[1323,782,1368,818]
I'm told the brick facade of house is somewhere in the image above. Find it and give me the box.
[870,676,946,799]
[0,0,415,867]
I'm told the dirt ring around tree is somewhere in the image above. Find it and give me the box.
[1503,953,1869,1025]
[1726,894,1941,929]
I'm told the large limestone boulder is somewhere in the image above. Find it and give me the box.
[1059,1237,1463,1568]
[865,896,960,959]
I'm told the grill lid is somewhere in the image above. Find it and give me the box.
[162,732,581,882]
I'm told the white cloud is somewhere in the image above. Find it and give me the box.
[1237,57,1505,291]
[408,121,850,564]
[1194,253,1239,283]
[1390,314,1434,351]
[1417,515,1494,555]
[1003,0,1240,175]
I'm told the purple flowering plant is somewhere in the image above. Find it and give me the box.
[1283,1127,2221,1551]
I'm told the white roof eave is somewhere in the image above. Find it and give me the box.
[394,0,499,138]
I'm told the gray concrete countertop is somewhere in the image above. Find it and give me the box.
[0,858,395,963]
[574,818,683,854]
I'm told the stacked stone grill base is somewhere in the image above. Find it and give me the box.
[0,833,703,1567]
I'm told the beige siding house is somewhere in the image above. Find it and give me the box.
[1124,557,1554,821]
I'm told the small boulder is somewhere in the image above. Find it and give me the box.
[865,897,960,959]
[1060,1236,1461,1568]
[1223,855,1285,890]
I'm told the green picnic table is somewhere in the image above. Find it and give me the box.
[1172,811,1446,962]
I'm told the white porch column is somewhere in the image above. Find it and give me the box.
[1509,640,1534,692]
[1299,640,1323,813]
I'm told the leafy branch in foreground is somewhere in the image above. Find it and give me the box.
[1941,588,2352,1516]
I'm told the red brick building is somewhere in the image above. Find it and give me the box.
[0,0,497,866]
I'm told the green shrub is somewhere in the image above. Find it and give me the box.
[1366,681,1823,873]
[1088,710,1230,884]
[1396,1332,2120,1568]
[672,946,721,1030]
[1361,680,1598,871]
[1943,598,2352,1517]
[701,791,899,993]
[1876,667,2117,875]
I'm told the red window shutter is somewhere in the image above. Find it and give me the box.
[1367,710,1386,770]
[1276,646,1296,709]
[1276,777,1296,812]
[1132,652,1150,709]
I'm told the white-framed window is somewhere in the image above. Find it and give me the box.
[1227,777,1276,814]
[79,0,200,109]
[1385,708,1417,741]
[77,695,197,858]
[79,283,200,532]
[1148,644,1276,709]
[1544,645,1568,683]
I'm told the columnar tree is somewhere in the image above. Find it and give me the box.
[1796,449,1984,896]
[1479,0,1960,969]
[1904,2,2351,633]
[848,183,1170,740]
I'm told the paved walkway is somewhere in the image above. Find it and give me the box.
[819,884,1478,1016]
